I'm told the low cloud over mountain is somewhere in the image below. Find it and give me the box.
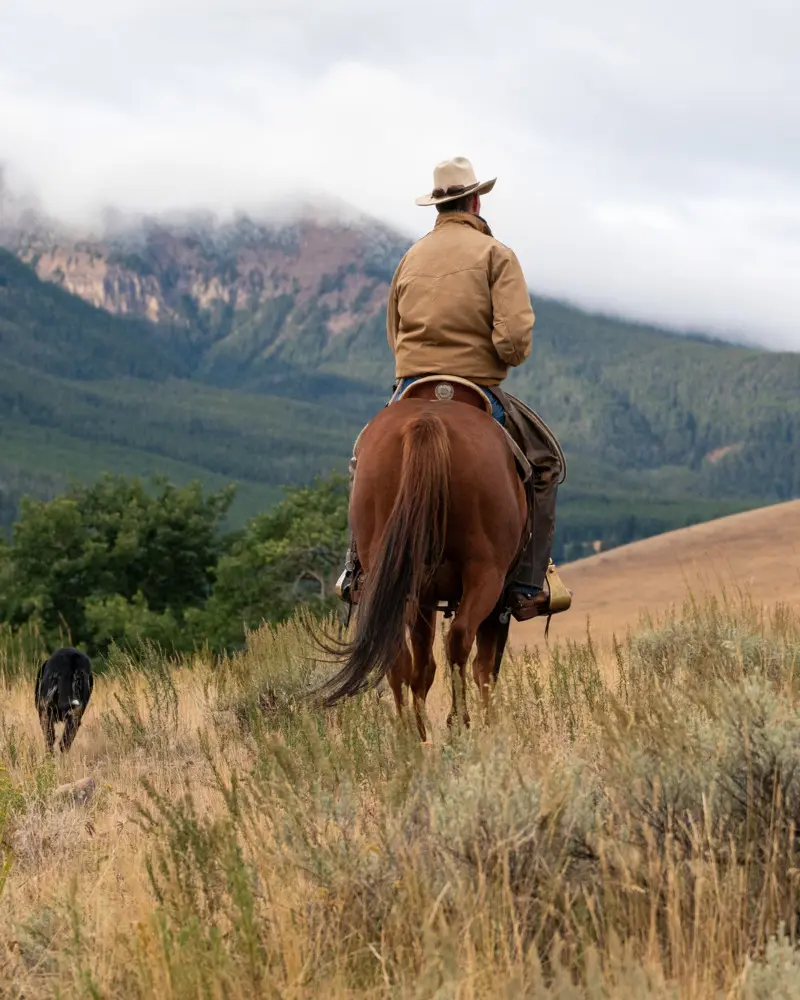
[1,0,798,347]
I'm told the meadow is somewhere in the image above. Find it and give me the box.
[2,595,800,998]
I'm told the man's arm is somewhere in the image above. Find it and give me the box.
[386,260,402,353]
[489,246,535,367]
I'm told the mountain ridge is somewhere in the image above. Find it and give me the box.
[1,205,798,561]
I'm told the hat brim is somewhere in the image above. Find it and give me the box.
[414,177,496,207]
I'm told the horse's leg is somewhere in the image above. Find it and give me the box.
[446,564,506,730]
[474,616,508,724]
[409,609,437,742]
[386,635,412,720]
[493,617,511,681]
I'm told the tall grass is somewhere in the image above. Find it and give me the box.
[2,596,800,996]
[0,620,51,684]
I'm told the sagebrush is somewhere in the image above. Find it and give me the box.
[2,596,800,997]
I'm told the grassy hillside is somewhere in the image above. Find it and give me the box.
[4,598,800,996]
[0,422,284,527]
[514,498,800,649]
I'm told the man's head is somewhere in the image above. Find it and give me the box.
[436,192,481,216]
[415,157,495,210]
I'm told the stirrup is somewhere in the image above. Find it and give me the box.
[336,544,357,600]
[336,564,357,602]
[545,559,572,614]
[335,568,350,601]
[502,560,572,626]
[542,560,572,639]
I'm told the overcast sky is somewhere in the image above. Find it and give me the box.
[1,0,798,348]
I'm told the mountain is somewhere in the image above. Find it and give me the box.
[1,205,798,560]
[0,243,365,530]
[0,245,187,380]
[9,210,401,414]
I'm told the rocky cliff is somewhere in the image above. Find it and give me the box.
[4,207,409,375]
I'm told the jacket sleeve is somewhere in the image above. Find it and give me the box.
[386,260,402,354]
[489,246,534,367]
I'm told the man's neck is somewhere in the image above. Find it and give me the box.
[434,211,492,236]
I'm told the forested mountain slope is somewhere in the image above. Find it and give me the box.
[2,209,798,558]
[0,247,363,529]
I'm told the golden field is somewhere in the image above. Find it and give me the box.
[514,499,800,652]
[3,586,800,998]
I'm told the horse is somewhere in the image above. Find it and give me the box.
[34,646,94,754]
[318,378,529,741]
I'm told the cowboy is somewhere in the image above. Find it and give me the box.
[338,156,568,623]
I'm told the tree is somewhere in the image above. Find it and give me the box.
[3,473,235,652]
[0,470,351,656]
[197,474,349,649]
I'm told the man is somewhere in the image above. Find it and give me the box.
[338,156,568,623]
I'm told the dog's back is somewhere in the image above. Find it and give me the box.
[34,647,93,722]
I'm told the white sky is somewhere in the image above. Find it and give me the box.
[1,0,798,347]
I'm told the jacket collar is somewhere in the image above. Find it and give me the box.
[433,211,493,237]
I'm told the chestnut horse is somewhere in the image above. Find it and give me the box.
[318,384,528,740]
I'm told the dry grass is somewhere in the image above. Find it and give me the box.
[3,598,800,997]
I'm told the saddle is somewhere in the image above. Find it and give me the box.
[392,375,532,483]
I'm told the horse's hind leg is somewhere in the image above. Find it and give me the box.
[474,616,509,723]
[446,564,506,730]
[409,609,437,742]
[386,638,412,720]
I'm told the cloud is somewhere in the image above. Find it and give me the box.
[1,0,798,347]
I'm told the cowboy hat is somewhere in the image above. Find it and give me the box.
[415,156,497,207]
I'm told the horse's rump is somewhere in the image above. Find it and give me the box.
[352,399,526,576]
[317,399,527,707]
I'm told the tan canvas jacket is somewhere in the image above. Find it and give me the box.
[386,212,534,386]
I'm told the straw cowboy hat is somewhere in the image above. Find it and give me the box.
[415,156,497,207]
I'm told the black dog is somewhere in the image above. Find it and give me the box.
[34,647,94,753]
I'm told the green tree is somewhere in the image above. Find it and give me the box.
[0,537,12,624]
[3,473,235,652]
[197,475,349,649]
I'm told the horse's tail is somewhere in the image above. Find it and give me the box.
[319,412,450,706]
